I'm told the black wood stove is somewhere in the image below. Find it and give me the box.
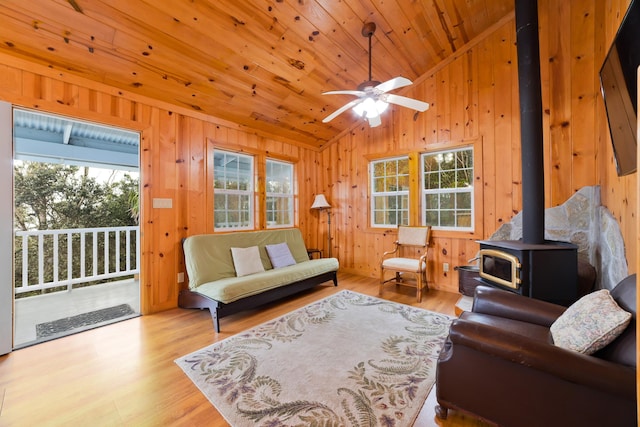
[477,240,578,306]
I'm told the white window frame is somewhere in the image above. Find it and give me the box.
[265,159,294,229]
[369,156,410,228]
[421,147,474,232]
[213,150,254,231]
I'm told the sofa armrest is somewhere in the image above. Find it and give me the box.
[472,285,566,327]
[446,319,636,400]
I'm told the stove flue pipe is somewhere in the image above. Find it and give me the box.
[515,0,545,244]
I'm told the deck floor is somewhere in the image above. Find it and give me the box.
[13,279,140,347]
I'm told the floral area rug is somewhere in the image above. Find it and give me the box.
[175,290,453,426]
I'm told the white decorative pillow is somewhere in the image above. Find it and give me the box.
[230,246,265,277]
[550,289,632,354]
[265,242,297,269]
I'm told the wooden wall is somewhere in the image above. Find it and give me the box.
[598,0,638,276]
[0,0,636,313]
[320,0,637,292]
[0,54,323,315]
[322,17,521,291]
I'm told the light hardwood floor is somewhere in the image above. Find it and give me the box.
[0,273,490,426]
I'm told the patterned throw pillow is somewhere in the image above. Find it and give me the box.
[230,246,265,277]
[550,289,632,354]
[265,242,297,269]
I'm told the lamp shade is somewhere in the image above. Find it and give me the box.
[311,194,331,209]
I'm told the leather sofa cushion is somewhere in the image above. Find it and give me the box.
[594,274,637,367]
[460,311,552,343]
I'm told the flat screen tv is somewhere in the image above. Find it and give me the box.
[599,0,640,176]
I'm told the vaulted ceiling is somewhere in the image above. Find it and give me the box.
[0,0,515,149]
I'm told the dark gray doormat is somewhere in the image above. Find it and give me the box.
[36,304,136,339]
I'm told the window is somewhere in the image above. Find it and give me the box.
[370,156,409,227]
[421,147,473,231]
[213,150,254,230]
[210,147,298,231]
[266,159,294,228]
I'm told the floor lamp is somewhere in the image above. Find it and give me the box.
[311,194,331,258]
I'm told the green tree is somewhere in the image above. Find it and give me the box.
[14,163,138,231]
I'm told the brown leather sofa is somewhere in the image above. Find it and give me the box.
[435,275,636,427]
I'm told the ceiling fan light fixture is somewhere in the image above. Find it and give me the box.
[353,97,388,118]
[321,22,429,126]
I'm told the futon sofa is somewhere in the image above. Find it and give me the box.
[179,228,339,332]
[435,275,636,427]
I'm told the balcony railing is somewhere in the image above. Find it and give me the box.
[15,226,140,295]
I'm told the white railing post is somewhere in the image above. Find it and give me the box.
[53,232,59,286]
[67,231,72,289]
[104,230,109,276]
[125,230,131,272]
[21,234,28,290]
[37,234,44,287]
[136,227,140,271]
[80,231,86,279]
[115,230,121,273]
[92,231,98,279]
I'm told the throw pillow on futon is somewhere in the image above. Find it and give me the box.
[230,246,265,277]
[265,242,297,269]
[550,289,631,354]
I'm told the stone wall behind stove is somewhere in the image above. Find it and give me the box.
[488,186,627,290]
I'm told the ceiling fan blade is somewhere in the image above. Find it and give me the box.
[322,98,364,123]
[367,114,382,127]
[382,94,430,112]
[322,90,366,96]
[375,77,413,93]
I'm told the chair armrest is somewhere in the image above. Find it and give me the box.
[446,319,636,400]
[472,285,566,327]
[381,241,400,259]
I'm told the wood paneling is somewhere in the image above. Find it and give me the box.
[599,0,637,276]
[0,53,323,315]
[0,0,516,148]
[0,0,636,310]
[322,0,637,292]
[324,19,521,291]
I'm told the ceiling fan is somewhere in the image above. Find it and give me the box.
[322,22,430,127]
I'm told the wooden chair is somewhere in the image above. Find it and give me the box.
[379,226,431,302]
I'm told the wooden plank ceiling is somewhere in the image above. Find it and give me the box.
[0,0,514,149]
